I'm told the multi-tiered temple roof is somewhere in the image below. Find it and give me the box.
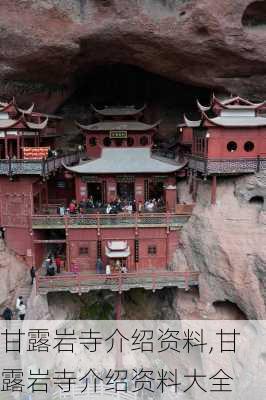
[91,104,146,118]
[184,95,266,128]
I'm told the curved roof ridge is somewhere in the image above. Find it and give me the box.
[196,99,211,112]
[183,114,202,128]
[90,104,147,116]
[75,119,160,131]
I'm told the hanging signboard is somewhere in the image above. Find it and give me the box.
[23,147,50,160]
[81,176,101,182]
[109,131,127,139]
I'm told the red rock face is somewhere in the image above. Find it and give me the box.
[0,0,265,110]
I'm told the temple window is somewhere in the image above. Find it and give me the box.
[127,137,134,147]
[103,137,112,146]
[89,137,97,147]
[148,245,157,255]
[244,141,255,152]
[227,141,237,152]
[79,247,89,255]
[140,136,149,146]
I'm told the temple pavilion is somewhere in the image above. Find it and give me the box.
[180,95,266,204]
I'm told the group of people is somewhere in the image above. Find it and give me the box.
[43,254,64,276]
[57,195,165,217]
[2,295,26,321]
[96,258,128,275]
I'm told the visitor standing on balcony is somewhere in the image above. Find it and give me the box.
[106,264,111,275]
[55,256,61,274]
[69,201,76,214]
[106,204,112,214]
[96,258,104,274]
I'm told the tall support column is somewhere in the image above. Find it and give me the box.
[17,135,20,158]
[115,293,122,320]
[211,175,217,205]
[4,136,8,158]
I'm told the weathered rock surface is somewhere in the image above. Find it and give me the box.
[0,240,29,310]
[0,0,266,110]
[178,173,266,319]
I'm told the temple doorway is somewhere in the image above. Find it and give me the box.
[117,182,135,202]
[7,139,18,158]
[0,141,5,158]
[149,181,164,201]
[87,182,103,204]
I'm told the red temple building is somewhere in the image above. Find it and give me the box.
[0,100,201,306]
[0,98,80,266]
[181,95,266,204]
[29,105,198,296]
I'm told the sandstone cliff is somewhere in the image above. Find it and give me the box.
[0,0,266,110]
[177,172,266,319]
[0,240,30,310]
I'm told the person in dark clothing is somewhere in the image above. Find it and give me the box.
[2,307,13,320]
[96,258,104,274]
[0,226,5,240]
[30,266,36,285]
[132,200,137,213]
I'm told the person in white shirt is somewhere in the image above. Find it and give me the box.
[106,204,112,214]
[16,296,23,315]
[106,264,111,275]
[17,301,26,320]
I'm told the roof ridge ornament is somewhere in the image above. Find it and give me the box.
[196,99,211,112]
[183,114,202,128]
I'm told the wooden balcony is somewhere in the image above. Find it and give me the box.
[0,152,80,177]
[31,212,192,230]
[189,155,266,175]
[36,270,200,294]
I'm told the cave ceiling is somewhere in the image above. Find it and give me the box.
[0,0,265,111]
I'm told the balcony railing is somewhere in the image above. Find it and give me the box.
[36,270,200,294]
[31,212,191,229]
[189,155,266,175]
[0,152,80,177]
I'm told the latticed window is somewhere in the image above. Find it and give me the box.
[79,247,89,256]
[148,245,157,255]
[89,137,97,146]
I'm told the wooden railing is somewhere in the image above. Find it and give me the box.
[189,155,266,175]
[31,212,191,229]
[0,151,80,177]
[36,270,200,294]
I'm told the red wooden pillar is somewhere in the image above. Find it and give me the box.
[165,176,176,212]
[135,176,144,205]
[211,175,217,205]
[115,292,122,320]
[38,192,42,212]
[16,135,20,158]
[4,136,8,158]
